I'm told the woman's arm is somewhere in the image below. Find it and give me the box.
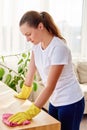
[24,51,37,86]
[8,65,64,123]
[14,51,37,99]
[34,65,64,108]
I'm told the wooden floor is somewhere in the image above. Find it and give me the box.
[80,114,87,130]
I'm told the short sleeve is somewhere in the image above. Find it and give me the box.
[50,45,70,65]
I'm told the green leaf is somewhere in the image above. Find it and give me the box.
[33,82,38,91]
[20,80,24,88]
[9,81,17,91]
[18,59,23,65]
[28,52,30,57]
[18,66,23,73]
[9,69,12,73]
[25,59,28,66]
[4,73,12,85]
[27,59,30,62]
[14,76,20,82]
[0,77,3,80]
[22,53,27,58]
[1,56,4,62]
[0,67,5,78]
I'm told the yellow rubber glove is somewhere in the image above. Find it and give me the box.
[8,103,41,124]
[15,84,32,99]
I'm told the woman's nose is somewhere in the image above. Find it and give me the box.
[26,37,31,42]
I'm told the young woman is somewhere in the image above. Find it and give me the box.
[8,10,85,130]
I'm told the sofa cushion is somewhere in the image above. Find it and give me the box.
[80,84,87,99]
[77,62,87,84]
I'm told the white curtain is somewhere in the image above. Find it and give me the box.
[81,0,87,58]
[0,0,50,55]
[49,0,83,58]
[0,0,85,59]
[0,0,24,55]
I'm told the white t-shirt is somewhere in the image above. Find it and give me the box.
[32,36,83,106]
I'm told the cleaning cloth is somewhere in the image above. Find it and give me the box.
[2,113,30,127]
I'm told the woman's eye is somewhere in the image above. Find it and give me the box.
[27,34,30,36]
[26,33,31,36]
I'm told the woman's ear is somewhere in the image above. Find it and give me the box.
[38,22,44,30]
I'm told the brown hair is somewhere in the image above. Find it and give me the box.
[20,10,66,42]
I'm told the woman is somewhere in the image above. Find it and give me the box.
[8,10,85,130]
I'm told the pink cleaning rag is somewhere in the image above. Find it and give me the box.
[2,113,30,127]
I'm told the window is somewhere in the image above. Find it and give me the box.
[49,0,83,58]
[0,0,84,58]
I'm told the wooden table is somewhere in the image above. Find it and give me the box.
[0,81,61,130]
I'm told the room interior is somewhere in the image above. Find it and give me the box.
[0,0,87,130]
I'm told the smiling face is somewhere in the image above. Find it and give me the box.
[20,22,44,45]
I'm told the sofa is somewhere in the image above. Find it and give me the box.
[32,61,87,114]
[74,61,87,114]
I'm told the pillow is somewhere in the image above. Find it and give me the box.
[77,62,87,83]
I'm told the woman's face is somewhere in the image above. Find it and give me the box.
[20,23,43,45]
